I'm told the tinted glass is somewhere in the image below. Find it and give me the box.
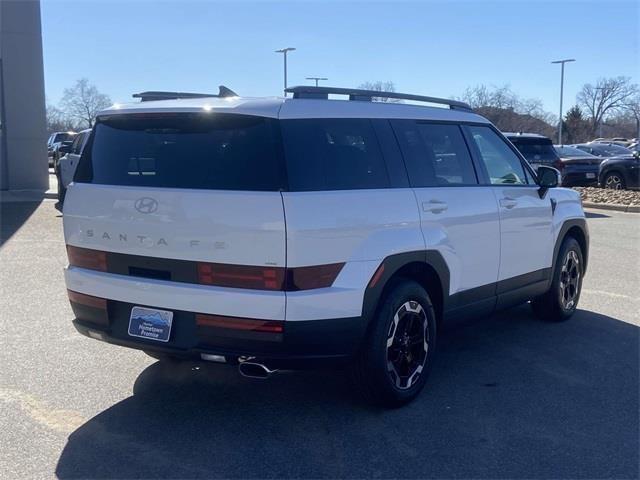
[508,137,558,163]
[555,146,597,158]
[281,119,390,191]
[70,134,83,155]
[468,126,531,185]
[76,113,285,191]
[54,132,74,143]
[392,121,476,186]
[589,144,632,157]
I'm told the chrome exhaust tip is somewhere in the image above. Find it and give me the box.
[238,361,278,379]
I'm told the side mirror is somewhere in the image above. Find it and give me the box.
[537,165,560,198]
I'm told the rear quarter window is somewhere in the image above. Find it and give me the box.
[76,113,286,191]
[280,118,390,191]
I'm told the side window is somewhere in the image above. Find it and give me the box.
[70,135,83,154]
[281,119,390,191]
[467,126,532,185]
[391,120,477,187]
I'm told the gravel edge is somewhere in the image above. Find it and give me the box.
[583,202,640,213]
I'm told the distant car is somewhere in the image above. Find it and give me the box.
[503,132,559,171]
[597,151,640,190]
[574,142,633,158]
[553,145,602,187]
[47,131,76,169]
[57,129,91,203]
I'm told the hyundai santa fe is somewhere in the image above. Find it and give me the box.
[63,85,588,406]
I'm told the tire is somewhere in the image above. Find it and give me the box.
[531,237,583,322]
[603,171,625,190]
[351,279,437,407]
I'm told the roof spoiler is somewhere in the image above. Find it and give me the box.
[132,85,238,102]
[285,86,472,111]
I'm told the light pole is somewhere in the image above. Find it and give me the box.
[275,47,296,96]
[306,76,328,87]
[551,58,575,144]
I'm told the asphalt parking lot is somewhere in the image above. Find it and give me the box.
[1,197,638,479]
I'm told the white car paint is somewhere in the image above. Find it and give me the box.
[63,93,586,346]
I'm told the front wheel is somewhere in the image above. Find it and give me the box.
[351,279,437,407]
[603,172,625,190]
[531,237,583,321]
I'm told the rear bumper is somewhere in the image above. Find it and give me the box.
[71,298,366,369]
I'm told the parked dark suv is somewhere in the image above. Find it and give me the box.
[504,133,558,172]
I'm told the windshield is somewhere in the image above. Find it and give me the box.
[554,146,597,158]
[590,144,632,157]
[508,137,558,163]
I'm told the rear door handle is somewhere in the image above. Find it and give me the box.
[422,200,448,214]
[499,197,517,209]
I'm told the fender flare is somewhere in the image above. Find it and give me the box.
[551,218,589,278]
[360,250,450,325]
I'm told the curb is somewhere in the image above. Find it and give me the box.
[583,201,640,213]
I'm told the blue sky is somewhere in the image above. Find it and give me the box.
[42,0,638,118]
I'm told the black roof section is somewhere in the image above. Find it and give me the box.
[285,86,472,111]
[133,85,238,102]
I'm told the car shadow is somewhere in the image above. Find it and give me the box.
[584,211,610,219]
[55,306,639,479]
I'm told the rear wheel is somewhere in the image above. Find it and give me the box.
[604,171,625,190]
[351,279,436,407]
[531,237,583,322]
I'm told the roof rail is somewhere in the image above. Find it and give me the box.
[132,85,238,102]
[285,86,472,111]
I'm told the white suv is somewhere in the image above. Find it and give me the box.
[63,86,588,406]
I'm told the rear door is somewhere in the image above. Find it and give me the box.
[64,113,287,296]
[464,125,553,285]
[391,120,501,312]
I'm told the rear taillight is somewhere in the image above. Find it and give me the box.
[197,263,285,290]
[196,262,344,291]
[66,245,107,271]
[196,313,284,333]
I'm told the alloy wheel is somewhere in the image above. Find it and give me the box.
[559,250,581,310]
[386,300,429,390]
[605,174,623,190]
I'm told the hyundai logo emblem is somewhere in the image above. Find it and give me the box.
[134,197,158,214]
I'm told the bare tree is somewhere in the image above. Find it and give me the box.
[358,81,401,102]
[576,77,638,136]
[460,84,556,137]
[60,78,112,129]
[624,95,640,139]
[45,103,75,135]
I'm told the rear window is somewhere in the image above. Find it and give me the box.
[508,136,558,163]
[76,113,286,191]
[54,132,74,143]
[280,119,390,191]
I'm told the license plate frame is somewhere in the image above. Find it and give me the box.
[128,306,174,343]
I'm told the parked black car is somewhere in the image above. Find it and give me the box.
[598,153,640,190]
[504,133,558,171]
[553,145,602,187]
[573,142,633,158]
